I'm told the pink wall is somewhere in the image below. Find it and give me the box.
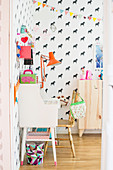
[0,0,11,169]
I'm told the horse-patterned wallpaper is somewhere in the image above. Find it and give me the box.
[33,0,103,133]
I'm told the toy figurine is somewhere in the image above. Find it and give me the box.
[80,66,85,80]
[85,70,92,80]
[98,70,103,80]
[16,45,21,58]
[21,25,27,34]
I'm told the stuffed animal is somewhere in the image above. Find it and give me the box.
[57,96,70,107]
[80,66,85,80]
[98,70,103,80]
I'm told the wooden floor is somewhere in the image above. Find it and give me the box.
[20,134,101,170]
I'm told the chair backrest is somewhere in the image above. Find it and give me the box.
[69,91,79,122]
[18,84,58,128]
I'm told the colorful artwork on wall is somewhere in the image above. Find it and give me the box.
[94,45,103,70]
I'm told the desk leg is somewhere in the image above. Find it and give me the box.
[21,128,27,166]
[51,127,57,166]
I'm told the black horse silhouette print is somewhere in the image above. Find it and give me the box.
[73,0,78,4]
[73,74,78,78]
[58,14,63,19]
[88,44,93,48]
[80,22,85,26]
[35,7,40,11]
[45,74,48,78]
[58,44,63,48]
[73,44,78,48]
[36,66,40,70]
[36,36,40,41]
[58,88,63,93]
[52,96,56,98]
[50,22,55,26]
[65,110,70,115]
[88,29,93,33]
[45,88,48,93]
[51,81,56,86]
[58,73,63,78]
[65,51,70,56]
[51,66,55,70]
[43,29,48,33]
[43,0,48,3]
[58,0,63,4]
[80,51,85,56]
[73,59,78,63]
[65,22,70,26]
[50,36,55,41]
[73,29,78,33]
[73,15,77,19]
[36,22,40,26]
[80,36,85,41]
[95,37,100,41]
[74,88,78,93]
[66,96,70,100]
[59,59,63,63]
[43,44,48,48]
[65,36,70,41]
[87,0,92,4]
[88,59,93,63]
[58,29,63,33]
[65,7,70,11]
[95,7,100,12]
[80,7,85,11]
[36,51,40,55]
[66,66,70,70]
[95,22,100,26]
[65,81,71,86]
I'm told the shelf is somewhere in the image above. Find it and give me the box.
[26,131,51,141]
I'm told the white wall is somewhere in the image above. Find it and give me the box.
[10,0,34,169]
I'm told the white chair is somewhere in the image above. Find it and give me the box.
[18,84,59,166]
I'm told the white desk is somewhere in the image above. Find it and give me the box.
[18,84,59,166]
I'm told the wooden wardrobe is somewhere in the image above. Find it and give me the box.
[77,80,103,137]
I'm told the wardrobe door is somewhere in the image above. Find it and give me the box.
[78,80,102,136]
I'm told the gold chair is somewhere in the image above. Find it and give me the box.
[45,90,79,158]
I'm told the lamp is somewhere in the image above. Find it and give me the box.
[40,52,61,88]
[47,52,61,66]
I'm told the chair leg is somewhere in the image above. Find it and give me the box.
[68,127,76,158]
[44,128,51,155]
[44,141,48,156]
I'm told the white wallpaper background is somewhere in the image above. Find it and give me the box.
[11,0,33,169]
[11,0,103,169]
[33,0,103,133]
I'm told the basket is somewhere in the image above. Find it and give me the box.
[26,143,44,165]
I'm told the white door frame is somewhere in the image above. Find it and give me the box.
[101,0,113,170]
